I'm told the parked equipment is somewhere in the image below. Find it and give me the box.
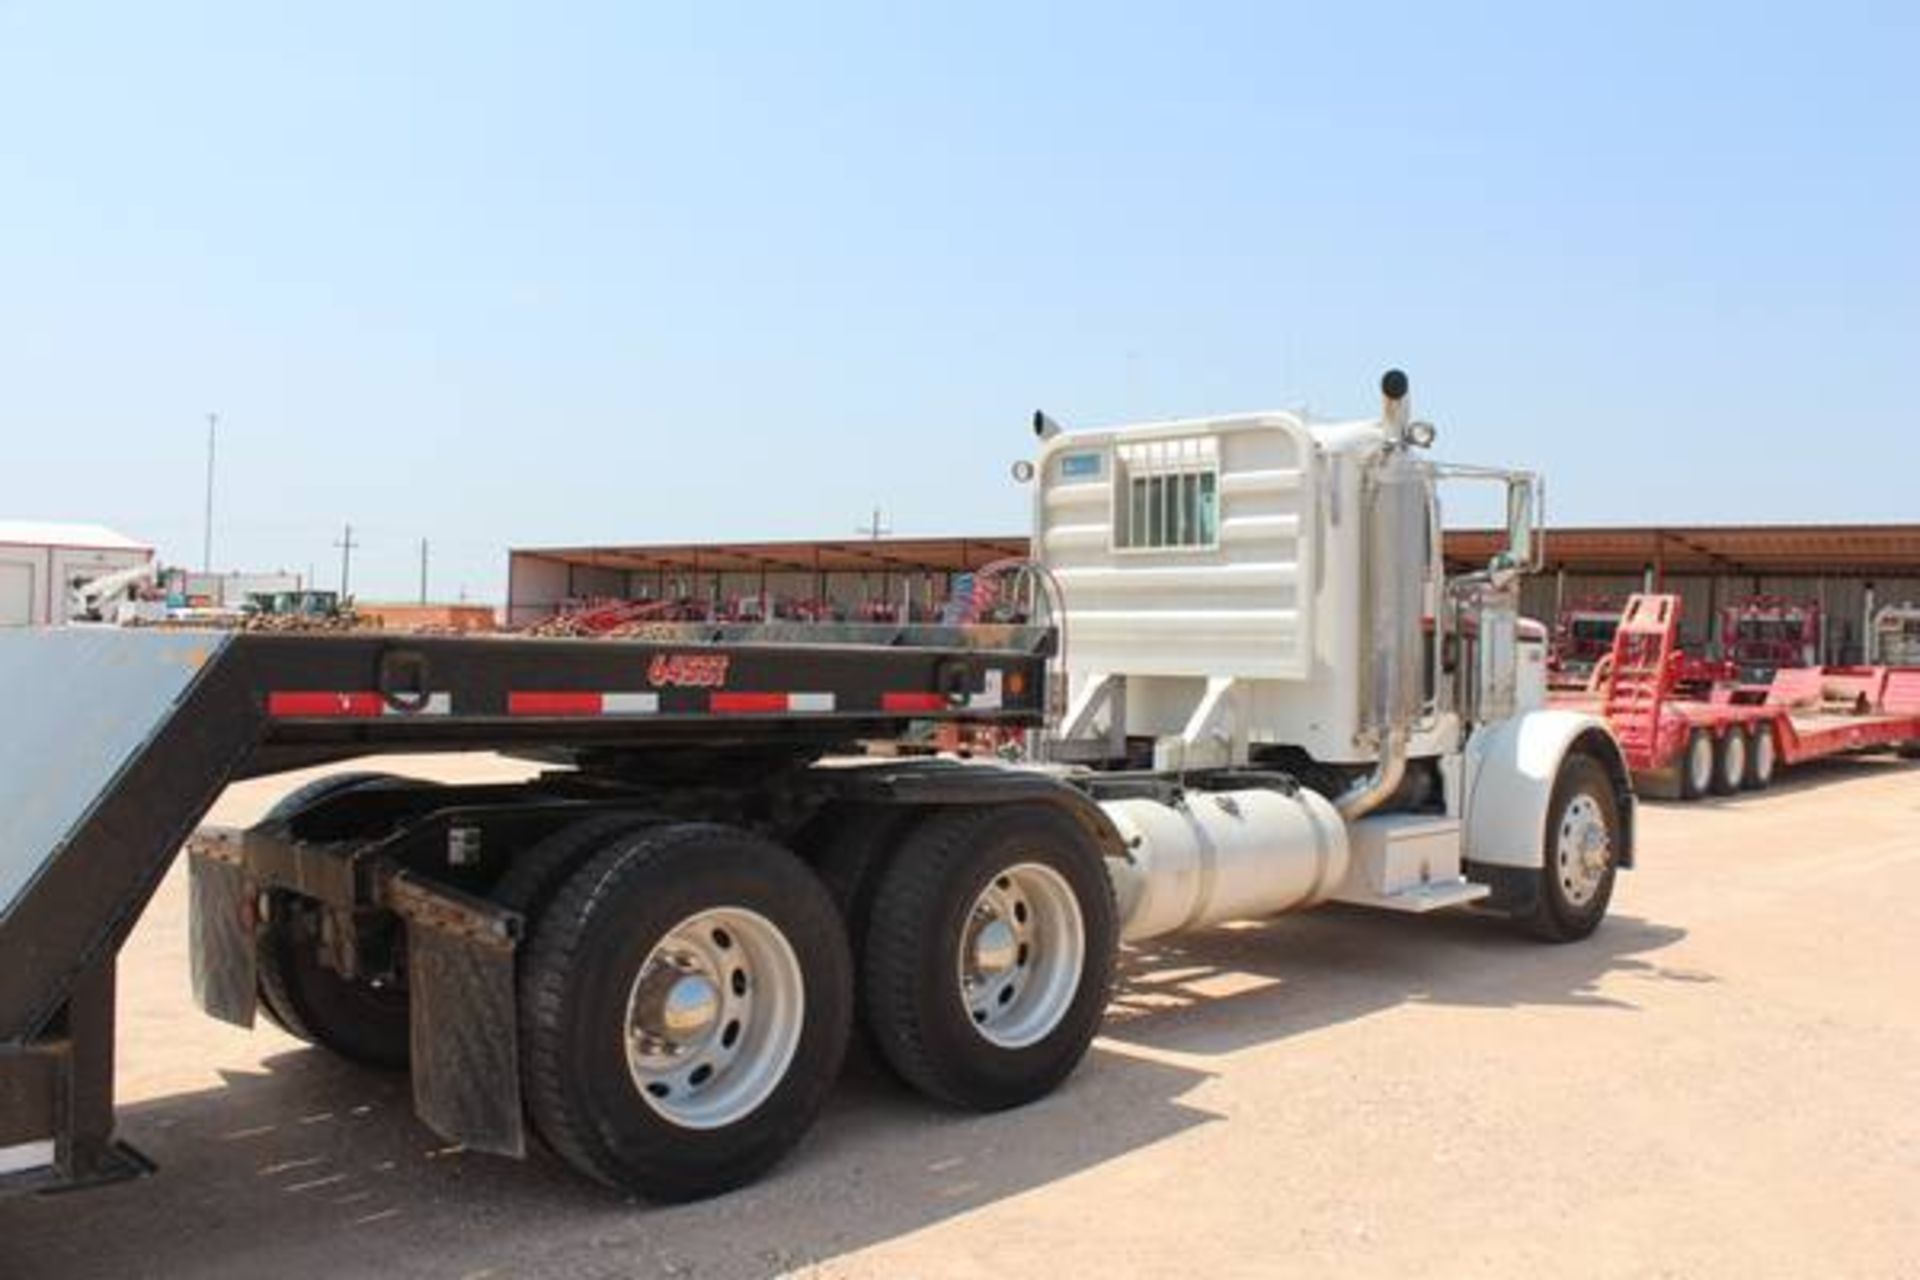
[1548,595,1626,688]
[0,371,1633,1202]
[1721,595,1820,682]
[1571,593,1920,799]
[1871,604,1920,666]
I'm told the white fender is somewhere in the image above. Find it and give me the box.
[1462,709,1631,868]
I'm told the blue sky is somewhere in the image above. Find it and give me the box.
[3,3,1914,602]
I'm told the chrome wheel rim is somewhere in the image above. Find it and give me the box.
[1556,793,1612,907]
[1752,730,1775,783]
[1688,734,1714,794]
[624,907,804,1130]
[1722,732,1746,788]
[956,862,1085,1049]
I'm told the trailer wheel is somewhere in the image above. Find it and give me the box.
[1679,728,1714,800]
[1712,728,1748,796]
[861,805,1118,1111]
[1519,753,1620,943]
[254,771,427,1068]
[256,894,412,1069]
[519,824,851,1200]
[491,811,668,922]
[1745,726,1777,788]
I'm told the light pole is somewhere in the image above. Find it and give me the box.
[202,413,218,572]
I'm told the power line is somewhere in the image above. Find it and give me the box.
[333,523,360,596]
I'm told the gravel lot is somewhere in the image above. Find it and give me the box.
[3,752,1916,1279]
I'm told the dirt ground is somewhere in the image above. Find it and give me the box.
[3,752,1917,1279]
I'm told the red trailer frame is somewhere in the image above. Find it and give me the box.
[1567,594,1920,799]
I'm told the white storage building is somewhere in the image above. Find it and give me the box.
[0,521,154,626]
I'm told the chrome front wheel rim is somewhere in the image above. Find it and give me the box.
[1556,793,1612,907]
[624,907,805,1130]
[956,862,1086,1049]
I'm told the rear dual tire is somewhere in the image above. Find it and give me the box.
[253,772,427,1069]
[858,806,1118,1111]
[517,824,852,1200]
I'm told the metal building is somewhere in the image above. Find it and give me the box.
[0,522,153,626]
[509,524,1920,663]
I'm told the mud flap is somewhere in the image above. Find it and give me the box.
[188,846,257,1029]
[388,874,525,1158]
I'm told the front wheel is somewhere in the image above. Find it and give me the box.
[1519,754,1621,943]
[518,823,851,1200]
[861,805,1118,1111]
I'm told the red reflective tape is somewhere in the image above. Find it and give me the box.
[508,691,604,717]
[710,692,788,714]
[268,692,384,718]
[881,691,948,713]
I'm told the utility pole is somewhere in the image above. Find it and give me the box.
[418,538,429,604]
[856,507,891,539]
[333,523,359,597]
[202,413,218,572]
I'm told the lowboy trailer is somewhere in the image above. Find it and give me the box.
[1,372,1635,1202]
[1564,594,1920,799]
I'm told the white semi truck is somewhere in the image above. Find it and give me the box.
[0,371,1631,1201]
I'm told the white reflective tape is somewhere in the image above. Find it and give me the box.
[967,670,1004,711]
[787,692,836,713]
[601,692,661,714]
[382,692,451,716]
[0,1139,55,1176]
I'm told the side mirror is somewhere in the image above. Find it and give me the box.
[1502,474,1543,572]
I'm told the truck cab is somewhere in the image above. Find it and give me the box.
[1034,371,1632,939]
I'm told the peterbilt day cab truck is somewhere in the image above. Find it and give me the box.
[0,371,1633,1201]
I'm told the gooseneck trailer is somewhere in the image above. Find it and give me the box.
[1,372,1635,1201]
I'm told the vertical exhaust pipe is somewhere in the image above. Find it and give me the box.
[1337,370,1422,820]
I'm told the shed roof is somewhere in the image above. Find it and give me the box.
[514,524,1920,580]
[0,521,151,553]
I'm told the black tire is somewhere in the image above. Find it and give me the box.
[801,806,924,952]
[260,770,427,830]
[519,823,852,1200]
[1712,727,1748,797]
[1518,754,1621,943]
[254,771,427,1067]
[1745,724,1778,789]
[1678,727,1714,800]
[256,893,412,1069]
[796,805,928,1072]
[491,811,668,922]
[860,804,1118,1111]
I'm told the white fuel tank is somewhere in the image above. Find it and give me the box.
[1101,786,1351,942]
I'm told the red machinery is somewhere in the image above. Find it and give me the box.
[1547,595,1626,688]
[1720,595,1820,681]
[1576,593,1920,800]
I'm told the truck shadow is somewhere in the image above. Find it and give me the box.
[1106,909,1694,1057]
[0,910,1688,1280]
